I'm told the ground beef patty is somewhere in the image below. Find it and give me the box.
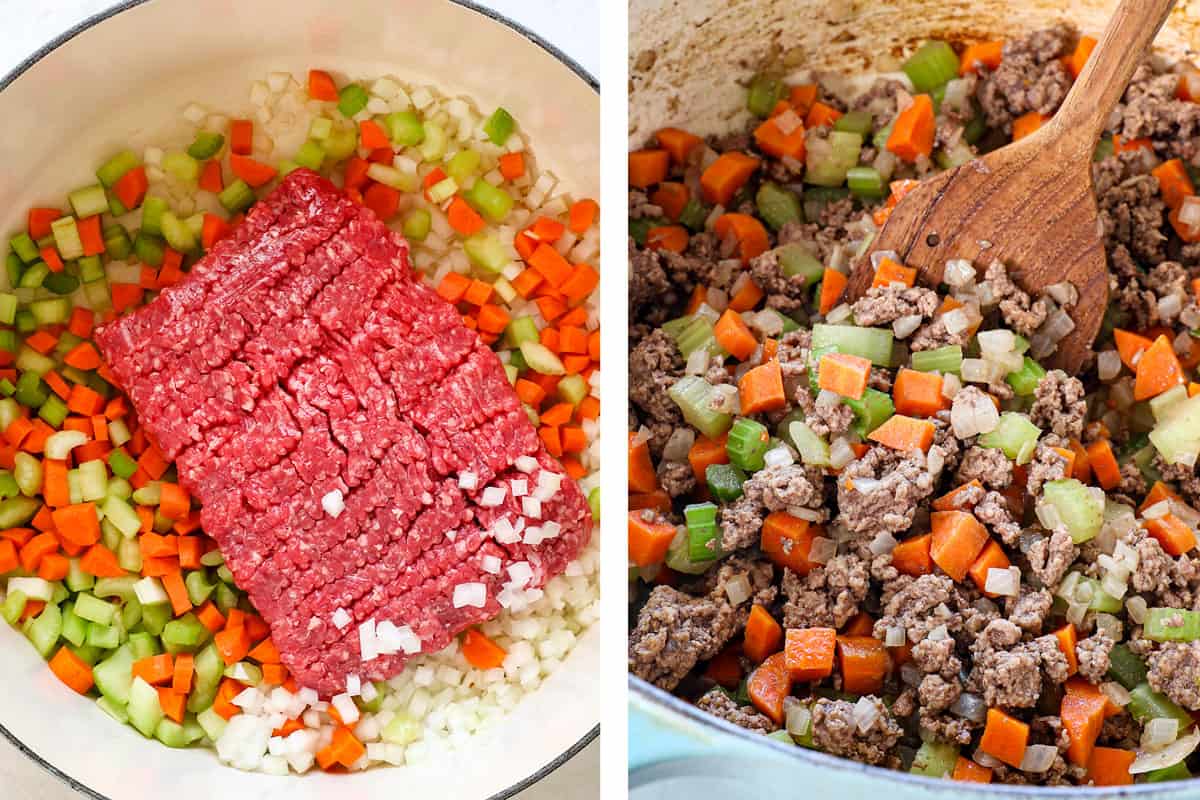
[96,170,591,694]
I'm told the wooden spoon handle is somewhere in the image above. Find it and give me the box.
[1051,0,1177,149]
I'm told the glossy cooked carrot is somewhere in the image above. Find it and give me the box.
[628,149,671,188]
[818,352,871,400]
[805,102,843,128]
[967,539,1010,598]
[738,359,786,413]
[654,127,704,165]
[229,154,277,188]
[760,512,820,575]
[307,69,339,101]
[713,309,758,361]
[952,756,993,783]
[980,708,1029,768]
[705,644,743,688]
[1112,328,1153,369]
[628,510,677,567]
[1054,623,1080,676]
[687,434,729,483]
[819,268,849,314]
[700,152,760,206]
[743,604,783,662]
[650,182,690,221]
[1144,512,1198,556]
[1087,747,1136,787]
[1067,36,1098,79]
[929,510,990,581]
[871,257,917,289]
[713,213,769,264]
[932,479,983,511]
[1086,439,1121,490]
[1133,334,1184,400]
[784,626,837,681]
[753,115,806,160]
[960,40,1004,75]
[892,368,949,417]
[645,225,689,253]
[747,651,792,725]
[886,94,935,161]
[837,636,889,695]
[728,276,765,312]
[868,414,935,452]
[1062,677,1110,766]
[1152,158,1195,209]
[132,653,174,685]
[1012,111,1047,141]
[891,533,933,576]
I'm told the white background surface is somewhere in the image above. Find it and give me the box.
[0,0,599,798]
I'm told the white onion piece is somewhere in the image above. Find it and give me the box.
[977,329,1015,354]
[724,574,752,605]
[853,697,880,733]
[1101,682,1131,708]
[1097,350,1123,381]
[869,532,898,556]
[808,537,837,565]
[950,692,987,723]
[1180,196,1200,228]
[942,309,969,336]
[763,446,794,469]
[1130,727,1200,774]
[884,625,906,647]
[928,625,949,641]
[786,703,812,737]
[1045,282,1079,306]
[892,314,922,339]
[662,428,696,462]
[1019,744,1057,773]
[1143,718,1180,751]
[984,567,1021,597]
[944,259,975,287]
[685,347,710,375]
[1158,293,1183,320]
[1143,500,1171,519]
[826,303,853,324]
[871,250,900,269]
[829,438,856,469]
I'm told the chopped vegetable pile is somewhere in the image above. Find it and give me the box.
[2,67,599,774]
[629,24,1200,787]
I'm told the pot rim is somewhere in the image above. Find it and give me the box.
[0,1,598,797]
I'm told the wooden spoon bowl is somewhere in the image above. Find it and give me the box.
[846,0,1177,370]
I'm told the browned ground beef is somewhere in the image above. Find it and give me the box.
[812,697,902,767]
[696,687,777,732]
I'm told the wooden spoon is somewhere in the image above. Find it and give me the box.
[846,0,1177,370]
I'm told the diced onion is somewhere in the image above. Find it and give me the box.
[1097,350,1122,381]
[1096,612,1124,641]
[976,329,1015,354]
[1179,196,1200,228]
[826,303,853,324]
[662,428,696,462]
[1158,293,1183,320]
[853,697,880,733]
[869,532,898,556]
[984,567,1020,597]
[884,625,906,647]
[1045,282,1079,306]
[1019,744,1057,773]
[763,446,794,469]
[1101,682,1131,708]
[942,309,969,335]
[786,703,812,737]
[8,576,53,602]
[871,250,900,269]
[1143,718,1180,751]
[1132,726,1200,774]
[724,574,752,605]
[950,692,987,723]
[944,258,975,287]
[808,537,837,565]
[928,625,949,641]
[829,438,856,469]
[892,314,922,339]
[321,489,345,518]
[685,348,710,375]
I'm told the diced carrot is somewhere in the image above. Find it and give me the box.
[952,756,993,783]
[1113,135,1154,155]
[214,624,252,666]
[628,489,671,513]
[728,275,765,312]
[158,483,191,521]
[655,127,704,165]
[645,225,689,253]
[461,628,507,670]
[1067,36,1098,79]
[447,196,486,236]
[1112,328,1153,370]
[0,539,17,574]
[112,166,149,210]
[1144,513,1198,556]
[20,532,59,573]
[738,360,786,413]
[818,352,871,400]
[307,69,339,101]
[198,160,224,193]
[714,213,769,264]
[229,154,276,188]
[1134,334,1184,400]
[628,149,670,188]
[67,385,104,416]
[783,626,837,682]
[37,553,69,581]
[960,40,1004,75]
[967,539,1010,598]
[132,653,175,685]
[700,152,760,206]
[498,152,525,181]
[363,182,400,221]
[262,663,289,685]
[714,309,758,361]
[247,637,280,664]
[805,102,842,128]
[740,604,783,663]
[837,636,889,695]
[886,94,935,161]
[871,257,916,289]
[868,414,935,452]
[705,644,744,688]
[436,272,471,304]
[110,283,144,314]
[172,652,194,695]
[40,246,64,273]
[754,115,806,161]
[891,533,933,576]
[27,208,62,240]
[177,536,202,570]
[747,652,792,725]
[48,647,94,694]
[528,244,573,287]
[1012,111,1047,141]
[760,511,820,575]
[628,510,676,567]
[650,182,689,221]
[1062,677,1110,767]
[476,304,511,335]
[1152,158,1195,210]
[1087,747,1136,787]
[197,602,226,633]
[932,480,983,512]
[24,330,58,355]
[787,84,818,116]
[1087,439,1121,490]
[1054,623,1080,676]
[1140,481,1179,513]
[52,503,100,548]
[212,678,243,720]
[980,708,1029,768]
[359,119,390,150]
[929,510,990,581]
[687,433,729,483]
[815,268,847,315]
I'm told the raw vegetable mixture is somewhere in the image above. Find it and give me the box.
[628,24,1200,786]
[1,67,600,774]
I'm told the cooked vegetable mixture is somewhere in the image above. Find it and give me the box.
[1,68,600,774]
[628,24,1200,786]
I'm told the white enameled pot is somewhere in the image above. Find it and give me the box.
[0,1,598,797]
[629,0,1198,797]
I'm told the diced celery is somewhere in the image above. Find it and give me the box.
[678,199,709,232]
[727,418,770,471]
[74,592,115,625]
[963,115,987,145]
[777,243,824,286]
[755,182,803,231]
[60,603,88,647]
[51,217,84,260]
[665,527,715,576]
[294,140,326,171]
[38,395,69,428]
[464,233,509,273]
[787,419,831,467]
[805,131,862,187]
[43,272,79,295]
[162,613,210,654]
[384,111,425,147]
[188,644,223,713]
[706,463,747,503]
[155,718,204,748]
[446,150,482,184]
[9,233,38,264]
[96,696,129,724]
[464,179,514,223]
[0,398,18,431]
[1107,644,1148,689]
[0,496,39,528]
[141,196,168,235]
[834,110,874,136]
[669,376,733,439]
[1149,393,1200,467]
[17,261,49,289]
[83,279,111,312]
[1006,356,1046,396]
[93,644,135,704]
[676,316,726,360]
[935,140,975,170]
[1146,763,1192,783]
[418,122,448,162]
[196,706,227,740]
[1150,384,1189,422]
[187,131,225,160]
[14,310,35,334]
[483,108,516,145]
[558,373,589,405]
[69,185,110,219]
[102,495,142,537]
[747,74,785,118]
[519,341,565,376]
[25,602,62,657]
[846,166,885,199]
[65,559,94,593]
[323,125,358,160]
[588,487,600,520]
[77,459,107,502]
[812,324,893,366]
[96,151,140,187]
[1,590,27,624]
[402,208,432,241]
[910,739,959,778]
[132,482,161,506]
[337,84,369,117]
[141,602,171,636]
[12,452,40,497]
[1093,136,1115,163]
[223,661,262,685]
[128,676,164,737]
[1042,478,1103,543]
[218,179,255,214]
[133,232,165,267]
[93,576,139,600]
[978,412,1041,464]
[86,621,120,650]
[18,346,56,376]
[185,570,216,605]
[843,388,894,437]
[1128,683,1194,729]
[108,449,137,480]
[1144,607,1200,642]
[903,41,960,92]
[684,502,721,562]
[5,253,23,287]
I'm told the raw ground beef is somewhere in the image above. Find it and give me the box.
[96,170,591,694]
